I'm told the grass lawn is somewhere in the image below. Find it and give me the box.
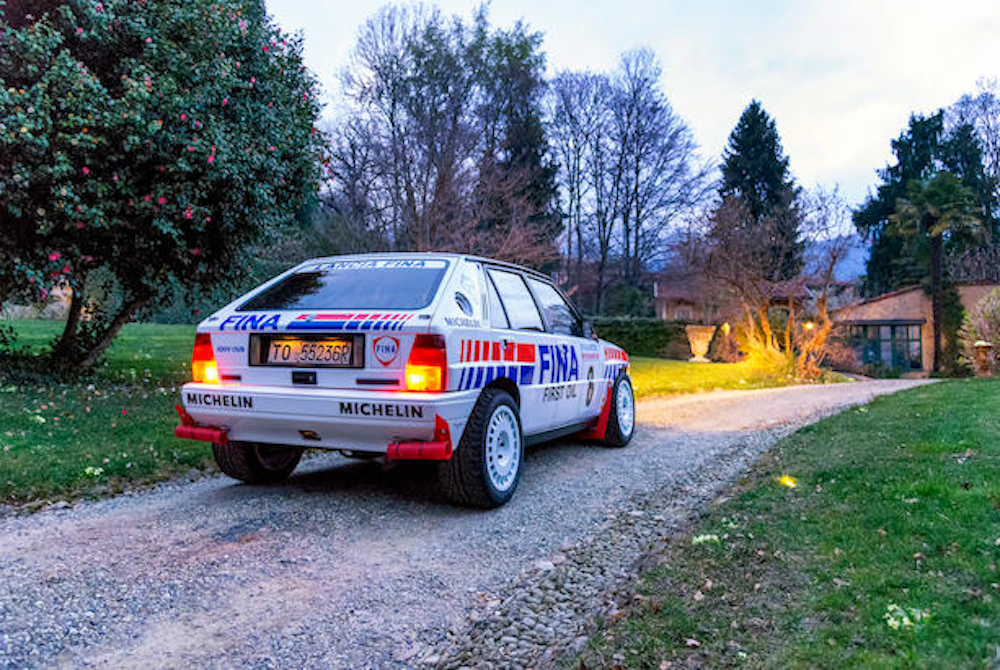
[630,356,846,399]
[1,319,205,506]
[577,378,1000,668]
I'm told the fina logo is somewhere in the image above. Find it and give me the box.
[373,336,400,366]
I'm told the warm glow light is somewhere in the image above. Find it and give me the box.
[778,474,798,488]
[803,321,816,331]
[721,322,731,335]
[405,364,443,392]
[193,360,219,384]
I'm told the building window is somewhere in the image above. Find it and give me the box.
[848,324,922,370]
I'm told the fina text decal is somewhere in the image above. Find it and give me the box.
[373,336,400,366]
[218,314,280,331]
[537,344,580,384]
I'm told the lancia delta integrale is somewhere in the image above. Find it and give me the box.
[175,254,635,507]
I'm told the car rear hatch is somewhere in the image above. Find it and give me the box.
[204,258,451,391]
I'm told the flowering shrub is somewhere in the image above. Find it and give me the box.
[1,0,324,368]
[959,288,1000,366]
[883,603,930,631]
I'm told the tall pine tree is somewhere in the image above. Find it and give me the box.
[719,100,803,281]
[855,111,998,297]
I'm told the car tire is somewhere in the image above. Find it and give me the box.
[439,388,523,508]
[602,373,636,448]
[212,441,303,484]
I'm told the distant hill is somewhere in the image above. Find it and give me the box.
[807,233,868,282]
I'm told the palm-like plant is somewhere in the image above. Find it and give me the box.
[891,171,982,371]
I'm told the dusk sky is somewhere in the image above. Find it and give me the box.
[267,0,1000,205]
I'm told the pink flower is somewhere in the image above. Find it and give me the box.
[204,216,211,222]
[62,265,71,274]
[121,409,128,416]
[28,276,35,283]
[40,288,49,300]
[262,46,268,52]
[181,113,187,121]
[143,194,152,202]
[207,155,215,164]
[76,222,85,230]
[269,145,275,152]
[187,146,195,152]
[82,167,90,175]
[250,77,256,84]
[76,27,84,35]
[48,251,61,262]
[112,173,119,181]
[190,247,202,256]
[222,97,229,106]
[157,196,166,205]
[96,2,103,10]
[184,207,193,219]
[145,37,152,44]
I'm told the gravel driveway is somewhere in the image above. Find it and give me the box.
[0,379,930,669]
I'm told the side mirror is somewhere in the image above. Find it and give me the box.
[582,320,596,339]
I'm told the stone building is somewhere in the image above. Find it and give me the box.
[832,283,1000,374]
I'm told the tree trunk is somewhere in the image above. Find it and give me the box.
[930,232,943,372]
[75,295,150,370]
[54,284,86,358]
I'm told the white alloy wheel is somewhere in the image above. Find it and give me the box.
[485,404,521,492]
[616,377,635,438]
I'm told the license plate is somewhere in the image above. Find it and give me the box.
[264,338,356,367]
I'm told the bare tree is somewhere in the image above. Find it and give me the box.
[548,50,709,313]
[952,78,1000,198]
[550,71,605,273]
[705,186,849,378]
[613,49,711,284]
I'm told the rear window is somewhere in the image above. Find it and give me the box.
[239,259,449,311]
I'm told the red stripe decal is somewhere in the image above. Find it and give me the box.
[516,343,535,363]
[492,342,500,361]
[503,341,515,361]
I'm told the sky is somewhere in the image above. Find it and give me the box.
[266,0,1000,206]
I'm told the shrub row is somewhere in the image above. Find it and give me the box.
[590,317,689,359]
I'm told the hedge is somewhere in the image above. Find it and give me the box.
[590,317,689,359]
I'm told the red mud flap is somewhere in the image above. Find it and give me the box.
[174,404,228,445]
[578,382,613,440]
[387,415,452,460]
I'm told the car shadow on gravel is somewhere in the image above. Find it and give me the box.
[197,455,453,509]
[193,438,615,513]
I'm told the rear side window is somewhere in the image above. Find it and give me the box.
[486,274,510,329]
[239,259,448,311]
[527,278,583,336]
[489,269,544,331]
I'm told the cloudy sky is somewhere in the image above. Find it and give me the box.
[267,0,1000,205]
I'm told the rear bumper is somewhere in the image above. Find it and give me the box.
[178,382,478,453]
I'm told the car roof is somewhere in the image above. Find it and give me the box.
[301,252,551,281]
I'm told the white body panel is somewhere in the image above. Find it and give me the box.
[180,253,629,453]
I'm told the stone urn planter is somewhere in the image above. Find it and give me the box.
[973,340,995,377]
[685,324,717,363]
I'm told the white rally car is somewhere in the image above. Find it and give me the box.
[175,253,634,507]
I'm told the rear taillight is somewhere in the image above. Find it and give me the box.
[405,334,447,392]
[191,333,219,384]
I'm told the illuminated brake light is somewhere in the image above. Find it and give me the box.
[405,334,447,392]
[191,333,219,383]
